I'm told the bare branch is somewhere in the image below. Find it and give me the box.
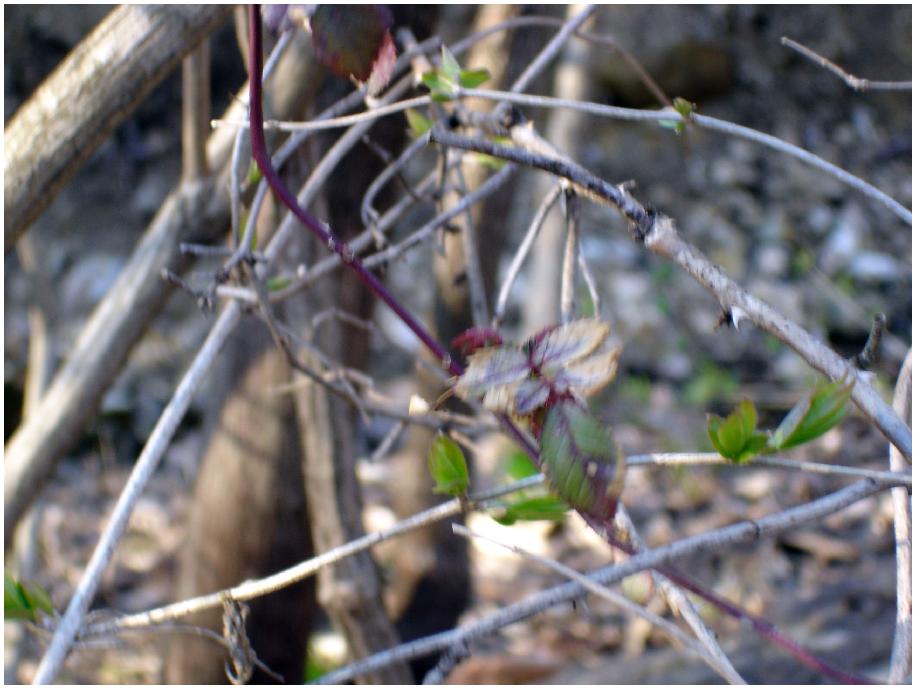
[781,36,912,92]
[426,128,912,461]
[453,87,912,225]
[888,349,912,683]
[316,479,889,684]
[452,524,743,683]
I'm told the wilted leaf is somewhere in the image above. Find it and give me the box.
[453,319,620,416]
[427,433,469,496]
[310,6,396,95]
[551,341,621,398]
[768,377,854,451]
[493,496,570,525]
[530,319,609,371]
[5,572,54,622]
[540,400,625,521]
[454,347,529,410]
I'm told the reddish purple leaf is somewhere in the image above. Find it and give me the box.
[309,5,396,95]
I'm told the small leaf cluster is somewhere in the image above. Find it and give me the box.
[421,46,490,102]
[5,572,54,622]
[659,97,696,135]
[448,319,626,522]
[708,376,855,463]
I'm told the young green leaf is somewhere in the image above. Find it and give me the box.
[440,45,461,82]
[540,400,625,521]
[492,495,570,525]
[404,108,433,138]
[504,448,539,481]
[673,97,696,118]
[458,68,491,89]
[421,71,456,101]
[707,399,769,463]
[768,377,854,452]
[5,572,54,622]
[427,433,469,496]
[266,274,292,292]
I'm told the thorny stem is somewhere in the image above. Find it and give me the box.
[245,7,895,685]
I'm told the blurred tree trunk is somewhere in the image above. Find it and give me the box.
[167,322,315,684]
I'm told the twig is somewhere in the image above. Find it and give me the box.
[854,313,886,370]
[316,479,888,684]
[578,239,602,318]
[453,523,743,683]
[426,128,912,461]
[80,477,544,638]
[627,452,911,487]
[212,95,433,133]
[181,42,211,183]
[613,506,746,684]
[493,183,562,327]
[452,87,912,225]
[887,349,912,683]
[781,37,913,92]
[559,190,580,323]
[32,303,243,683]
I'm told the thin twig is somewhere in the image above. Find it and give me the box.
[79,477,544,638]
[887,349,912,683]
[426,128,912,461]
[613,506,746,684]
[854,313,886,370]
[32,304,243,683]
[493,183,562,327]
[316,479,888,684]
[211,95,433,133]
[627,452,911,487]
[452,524,743,683]
[559,190,580,323]
[452,87,912,225]
[781,37,913,92]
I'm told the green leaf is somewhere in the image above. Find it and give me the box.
[440,45,461,82]
[458,68,490,89]
[493,496,570,525]
[5,572,54,621]
[707,399,769,463]
[266,274,291,292]
[421,71,456,101]
[768,377,854,452]
[673,97,696,118]
[405,108,432,138]
[540,400,625,521]
[246,160,262,186]
[659,119,685,135]
[427,433,469,496]
[504,448,539,481]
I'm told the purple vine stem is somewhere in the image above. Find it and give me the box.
[247,6,872,684]
[247,5,461,378]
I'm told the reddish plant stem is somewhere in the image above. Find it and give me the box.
[247,6,461,378]
[247,6,870,684]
